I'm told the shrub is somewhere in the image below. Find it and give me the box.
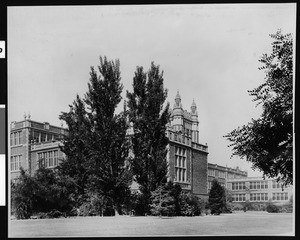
[266,203,279,213]
[179,193,203,216]
[231,203,244,211]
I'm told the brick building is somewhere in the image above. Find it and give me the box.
[227,177,293,206]
[10,114,67,179]
[207,163,248,192]
[165,91,208,197]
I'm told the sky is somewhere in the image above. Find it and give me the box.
[7,4,296,177]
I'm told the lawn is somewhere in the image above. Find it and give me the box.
[9,211,294,237]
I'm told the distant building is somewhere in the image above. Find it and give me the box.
[207,163,248,192]
[227,177,293,205]
[10,114,67,179]
[165,91,208,197]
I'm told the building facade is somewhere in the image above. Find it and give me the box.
[207,163,248,192]
[166,91,208,197]
[10,115,66,179]
[227,177,293,205]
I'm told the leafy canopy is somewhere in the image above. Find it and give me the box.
[225,30,293,185]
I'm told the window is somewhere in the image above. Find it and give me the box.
[10,131,22,146]
[272,192,288,201]
[219,171,226,178]
[250,181,268,190]
[37,150,59,169]
[54,150,58,166]
[41,132,46,142]
[250,193,268,202]
[175,146,187,183]
[208,169,215,176]
[11,155,22,171]
[232,182,245,190]
[232,194,245,202]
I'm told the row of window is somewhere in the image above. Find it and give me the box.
[231,181,289,190]
[11,155,22,171]
[272,192,289,201]
[10,131,23,146]
[231,182,246,190]
[272,181,288,189]
[250,193,268,201]
[38,150,59,168]
[233,193,289,202]
[11,130,62,146]
[232,194,246,202]
[208,170,244,179]
[250,181,268,190]
[31,130,60,143]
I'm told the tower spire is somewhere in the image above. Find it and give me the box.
[174,90,182,109]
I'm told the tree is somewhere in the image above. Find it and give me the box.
[58,95,91,207]
[33,166,75,214]
[208,179,226,215]
[179,192,203,216]
[150,184,175,216]
[60,56,131,216]
[11,168,37,219]
[11,166,75,219]
[126,62,170,215]
[225,30,293,185]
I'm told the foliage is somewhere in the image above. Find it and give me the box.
[150,184,176,216]
[179,192,204,216]
[58,94,91,207]
[33,166,74,214]
[60,56,132,215]
[11,167,75,219]
[224,30,293,185]
[230,203,244,211]
[223,188,233,213]
[266,203,279,213]
[11,168,38,219]
[126,62,170,215]
[208,179,226,215]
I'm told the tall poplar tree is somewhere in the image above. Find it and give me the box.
[127,62,170,214]
[59,95,91,206]
[60,56,131,215]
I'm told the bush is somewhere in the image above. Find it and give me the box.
[231,203,244,211]
[179,193,203,216]
[78,202,92,216]
[266,203,279,213]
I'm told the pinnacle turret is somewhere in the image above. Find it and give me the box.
[174,90,182,109]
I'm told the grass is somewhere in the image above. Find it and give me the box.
[9,211,294,237]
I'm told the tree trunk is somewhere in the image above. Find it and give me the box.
[114,207,120,217]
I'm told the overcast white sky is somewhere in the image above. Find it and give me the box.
[8,4,296,177]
